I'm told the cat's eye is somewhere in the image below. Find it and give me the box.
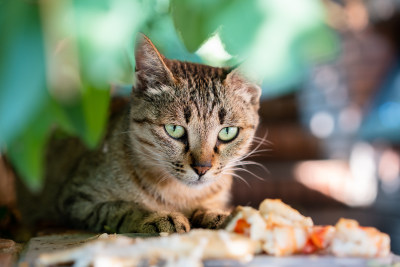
[165,124,186,139]
[218,127,239,142]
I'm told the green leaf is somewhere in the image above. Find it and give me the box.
[8,100,54,192]
[0,0,47,147]
[71,0,145,86]
[81,85,110,148]
[50,85,110,149]
[6,86,110,191]
[140,2,202,63]
[238,0,338,94]
[170,0,226,52]
[215,0,263,56]
[1,0,132,191]
[170,0,263,54]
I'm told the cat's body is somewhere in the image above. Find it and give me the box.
[17,35,261,233]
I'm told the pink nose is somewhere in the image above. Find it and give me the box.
[191,164,211,176]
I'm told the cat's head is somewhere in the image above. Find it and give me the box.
[129,34,261,186]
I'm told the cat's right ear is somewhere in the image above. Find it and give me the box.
[225,68,261,108]
[134,34,176,92]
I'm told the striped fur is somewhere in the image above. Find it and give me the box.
[36,34,261,233]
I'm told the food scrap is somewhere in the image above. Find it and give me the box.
[36,229,258,267]
[225,199,390,257]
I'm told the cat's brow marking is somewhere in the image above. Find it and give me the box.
[183,106,191,124]
[218,108,227,125]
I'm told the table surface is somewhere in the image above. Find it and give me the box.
[19,233,400,267]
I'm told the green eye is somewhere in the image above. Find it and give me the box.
[218,127,239,142]
[165,124,185,139]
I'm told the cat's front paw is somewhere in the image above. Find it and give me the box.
[191,209,229,229]
[140,211,190,234]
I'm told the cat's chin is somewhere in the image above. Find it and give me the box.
[180,176,214,187]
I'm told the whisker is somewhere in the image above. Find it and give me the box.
[233,167,265,181]
[231,132,271,164]
[246,148,271,156]
[235,149,271,162]
[224,162,266,181]
[252,136,272,145]
[246,132,270,156]
[233,160,270,174]
[252,131,270,147]
[221,171,250,188]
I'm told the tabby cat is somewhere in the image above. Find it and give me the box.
[18,34,261,233]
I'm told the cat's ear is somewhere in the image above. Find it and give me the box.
[225,68,261,107]
[134,34,176,92]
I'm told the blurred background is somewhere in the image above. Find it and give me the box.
[1,0,400,255]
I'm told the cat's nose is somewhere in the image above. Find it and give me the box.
[191,163,212,176]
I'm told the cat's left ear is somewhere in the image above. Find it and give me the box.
[134,34,176,92]
[225,68,261,107]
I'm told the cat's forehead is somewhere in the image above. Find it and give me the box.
[165,60,230,88]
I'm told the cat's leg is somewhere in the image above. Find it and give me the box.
[58,191,190,233]
[190,209,229,229]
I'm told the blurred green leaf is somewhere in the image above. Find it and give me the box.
[72,0,145,86]
[0,0,47,147]
[171,0,262,57]
[7,101,54,192]
[0,0,114,190]
[81,85,110,148]
[141,0,202,63]
[170,0,226,52]
[240,0,338,95]
[0,0,53,191]
[50,86,110,149]
[215,0,263,56]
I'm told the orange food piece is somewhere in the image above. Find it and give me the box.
[302,239,318,254]
[303,226,334,254]
[234,219,250,234]
[310,226,329,249]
